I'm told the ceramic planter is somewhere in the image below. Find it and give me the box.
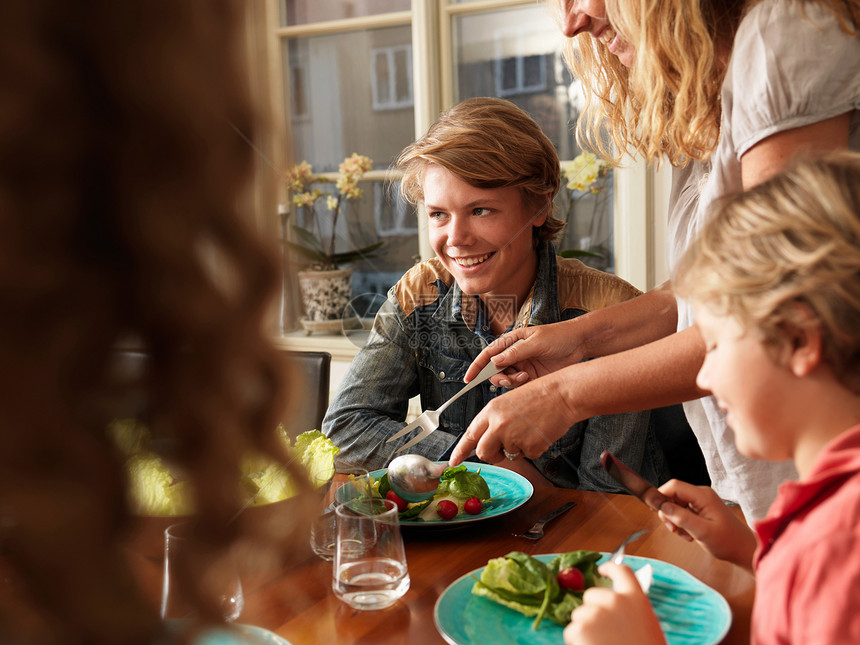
[297,268,360,334]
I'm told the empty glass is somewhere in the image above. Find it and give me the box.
[160,523,244,622]
[310,467,371,561]
[333,498,409,611]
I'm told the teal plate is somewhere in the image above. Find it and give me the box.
[173,623,292,645]
[369,462,534,527]
[434,554,731,645]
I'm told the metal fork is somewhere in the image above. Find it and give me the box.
[607,529,652,592]
[608,529,649,564]
[513,501,577,540]
[385,359,504,453]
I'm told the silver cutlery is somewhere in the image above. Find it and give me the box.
[385,359,504,453]
[513,501,577,540]
[608,528,649,565]
[601,451,670,512]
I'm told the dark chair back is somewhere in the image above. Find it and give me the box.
[106,348,332,439]
[279,350,331,437]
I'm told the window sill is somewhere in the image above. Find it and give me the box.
[272,329,365,363]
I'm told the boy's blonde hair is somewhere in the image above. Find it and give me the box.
[674,152,860,393]
[397,97,565,243]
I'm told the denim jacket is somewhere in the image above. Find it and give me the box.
[323,242,670,492]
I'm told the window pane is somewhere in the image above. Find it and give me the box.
[453,4,615,273]
[282,26,418,316]
[281,0,410,27]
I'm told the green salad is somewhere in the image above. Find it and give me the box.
[373,465,491,521]
[472,550,610,629]
[109,419,339,515]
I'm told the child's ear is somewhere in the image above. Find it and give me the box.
[787,309,823,378]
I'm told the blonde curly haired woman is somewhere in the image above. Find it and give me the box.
[453,0,860,523]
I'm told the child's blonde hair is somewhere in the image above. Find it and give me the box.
[674,151,860,393]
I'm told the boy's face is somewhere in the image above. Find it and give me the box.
[694,306,794,462]
[423,163,546,310]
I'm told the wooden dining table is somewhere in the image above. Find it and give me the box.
[130,483,755,645]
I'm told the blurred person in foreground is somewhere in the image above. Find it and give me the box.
[324,97,683,492]
[0,1,312,643]
[567,153,860,644]
[453,0,860,523]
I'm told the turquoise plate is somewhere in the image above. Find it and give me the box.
[176,623,292,645]
[434,553,731,645]
[369,462,534,527]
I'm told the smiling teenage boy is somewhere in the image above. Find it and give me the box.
[322,97,678,492]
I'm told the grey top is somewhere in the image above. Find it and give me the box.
[668,0,860,521]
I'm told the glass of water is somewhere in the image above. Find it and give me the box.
[310,467,370,561]
[333,497,409,610]
[161,523,244,622]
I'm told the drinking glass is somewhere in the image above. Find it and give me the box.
[310,467,371,561]
[333,498,410,610]
[160,523,244,622]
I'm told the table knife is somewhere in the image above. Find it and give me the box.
[600,450,669,512]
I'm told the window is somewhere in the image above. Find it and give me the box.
[371,45,414,110]
[271,0,654,336]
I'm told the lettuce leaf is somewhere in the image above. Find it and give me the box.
[120,424,339,515]
[472,551,609,629]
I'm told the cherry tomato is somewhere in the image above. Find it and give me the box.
[557,566,585,591]
[436,499,458,520]
[463,497,483,515]
[385,490,408,512]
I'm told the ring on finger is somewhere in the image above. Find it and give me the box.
[503,448,521,461]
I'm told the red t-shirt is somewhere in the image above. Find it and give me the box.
[752,425,860,644]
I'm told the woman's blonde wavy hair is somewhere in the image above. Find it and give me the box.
[553,0,860,166]
[397,97,565,243]
[0,1,312,642]
[673,151,860,393]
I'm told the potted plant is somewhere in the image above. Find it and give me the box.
[558,151,611,266]
[282,153,384,333]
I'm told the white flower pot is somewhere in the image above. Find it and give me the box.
[297,268,360,334]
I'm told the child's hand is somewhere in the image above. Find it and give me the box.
[563,562,666,645]
[657,480,757,570]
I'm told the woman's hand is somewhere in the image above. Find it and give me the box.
[564,563,666,645]
[464,321,588,389]
[657,480,757,571]
[449,370,577,465]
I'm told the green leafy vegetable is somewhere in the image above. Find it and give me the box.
[471,551,610,629]
[437,468,491,500]
[369,465,491,522]
[440,465,468,479]
[378,471,391,498]
[398,498,432,520]
[115,422,340,515]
